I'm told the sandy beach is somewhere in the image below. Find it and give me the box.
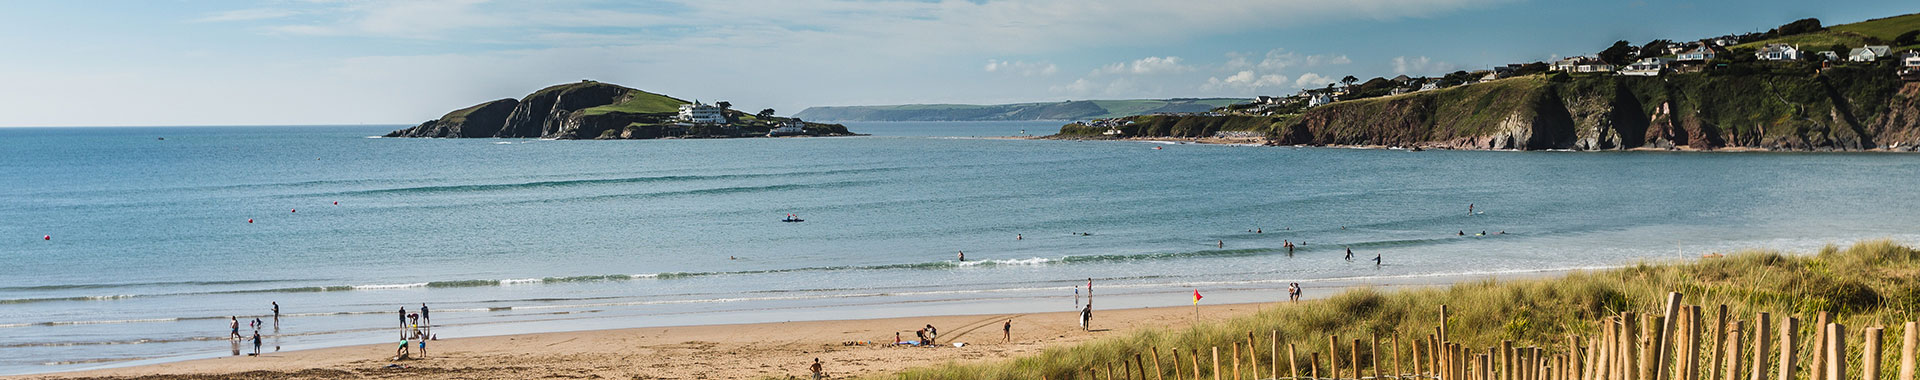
[8,270,1571,380]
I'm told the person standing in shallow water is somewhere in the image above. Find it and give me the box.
[1373,252,1381,268]
[1345,248,1353,262]
[398,307,407,338]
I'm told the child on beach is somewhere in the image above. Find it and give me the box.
[397,337,410,359]
[251,331,261,356]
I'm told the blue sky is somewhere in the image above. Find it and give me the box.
[0,0,1911,126]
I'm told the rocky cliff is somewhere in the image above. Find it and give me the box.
[1066,62,1920,151]
[386,81,853,139]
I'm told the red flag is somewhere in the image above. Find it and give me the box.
[1192,289,1203,305]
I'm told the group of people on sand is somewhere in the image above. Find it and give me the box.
[396,303,433,359]
[229,302,280,357]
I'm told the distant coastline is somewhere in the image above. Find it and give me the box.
[794,98,1245,122]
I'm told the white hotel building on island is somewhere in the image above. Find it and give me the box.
[678,102,727,124]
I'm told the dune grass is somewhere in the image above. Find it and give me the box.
[871,240,1920,380]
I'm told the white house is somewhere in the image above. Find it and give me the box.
[1620,57,1673,76]
[1677,46,1717,62]
[771,120,806,136]
[678,102,727,124]
[1419,81,1440,92]
[1850,45,1892,62]
[1575,62,1616,73]
[1815,51,1842,61]
[1903,51,1920,68]
[1553,57,1584,72]
[1755,44,1801,61]
[1307,92,1336,108]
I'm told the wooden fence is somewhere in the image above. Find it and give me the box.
[1049,292,1920,380]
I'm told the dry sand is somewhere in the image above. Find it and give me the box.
[12,302,1277,380]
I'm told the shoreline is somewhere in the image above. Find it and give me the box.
[11,269,1577,380]
[1028,135,1920,153]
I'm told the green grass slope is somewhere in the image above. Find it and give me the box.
[877,240,1920,380]
[578,89,690,116]
[1733,13,1920,52]
[794,98,1247,121]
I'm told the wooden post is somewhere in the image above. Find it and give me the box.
[1572,336,1584,380]
[1156,347,1167,380]
[1109,362,1119,380]
[1602,319,1616,380]
[1398,334,1407,380]
[1713,306,1729,380]
[1167,349,1182,380]
[1647,316,1662,380]
[1506,341,1517,380]
[1253,334,1262,380]
[1735,322,1751,380]
[1196,348,1205,380]
[1901,322,1917,380]
[1374,336,1383,380]
[1442,305,1451,344]
[1780,318,1799,380]
[1589,336,1601,380]
[1313,353,1322,380]
[1663,293,1686,380]
[1290,344,1300,380]
[1140,353,1149,380]
[1754,313,1772,380]
[1275,331,1282,380]
[1815,313,1831,380]
[1216,347,1225,380]
[1126,355,1136,380]
[1826,324,1846,380]
[1865,327,1883,380]
[1629,312,1644,380]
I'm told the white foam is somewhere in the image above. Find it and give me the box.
[499,278,542,285]
[350,282,428,290]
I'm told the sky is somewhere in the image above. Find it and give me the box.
[0,0,1911,127]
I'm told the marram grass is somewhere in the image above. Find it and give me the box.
[868,240,1920,380]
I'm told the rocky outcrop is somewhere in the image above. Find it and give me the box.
[384,99,518,138]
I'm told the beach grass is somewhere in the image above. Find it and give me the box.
[868,240,1920,380]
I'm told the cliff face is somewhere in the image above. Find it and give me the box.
[1088,63,1916,151]
[384,99,519,138]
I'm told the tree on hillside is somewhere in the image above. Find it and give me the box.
[1637,39,1674,59]
[1341,75,1359,87]
[1897,30,1920,46]
[716,101,732,110]
[1828,44,1848,55]
[1597,40,1635,66]
[1513,62,1550,76]
[1439,70,1475,87]
[1774,18,1823,37]
[757,108,776,119]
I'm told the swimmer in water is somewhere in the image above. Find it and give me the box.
[958,251,965,262]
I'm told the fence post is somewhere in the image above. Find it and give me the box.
[1253,334,1262,380]
[1691,306,1706,380]
[1900,322,1917,380]
[1126,356,1135,380]
[1713,306,1729,380]
[1157,347,1167,380]
[1216,346,1224,380]
[1827,324,1846,380]
[1141,353,1150,380]
[1355,339,1364,380]
[1398,334,1406,380]
[1753,313,1771,380]
[1290,343,1301,380]
[1442,305,1451,344]
[1374,336,1383,380]
[1334,336,1343,380]
[1780,317,1799,380]
[1196,347,1205,380]
[1602,319,1616,380]
[1664,293,1686,380]
[1235,343,1243,380]
[1866,327,1883,380]
[1646,316,1661,380]
[1314,352,1322,380]
[1629,312,1644,380]
[1175,348,1186,380]
[1276,331,1282,380]
[1815,312,1832,380]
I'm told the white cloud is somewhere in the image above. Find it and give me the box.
[1093,56,1193,75]
[984,59,1058,76]
[1294,73,1338,89]
[1391,56,1455,76]
[1203,70,1289,92]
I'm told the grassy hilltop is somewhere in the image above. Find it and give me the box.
[875,240,1920,379]
[386,81,853,140]
[794,98,1246,121]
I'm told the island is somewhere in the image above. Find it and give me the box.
[1055,14,1920,151]
[384,80,855,139]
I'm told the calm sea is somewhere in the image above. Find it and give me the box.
[2,121,1915,374]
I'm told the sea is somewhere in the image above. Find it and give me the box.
[3,121,1918,374]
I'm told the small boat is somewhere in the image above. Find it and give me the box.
[782,214,804,223]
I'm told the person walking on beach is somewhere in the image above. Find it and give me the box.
[230,316,240,338]
[1080,304,1093,331]
[1003,320,1012,342]
[810,358,825,380]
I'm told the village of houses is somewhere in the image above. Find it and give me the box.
[1224,30,1920,117]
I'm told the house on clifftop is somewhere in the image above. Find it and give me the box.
[678,102,727,124]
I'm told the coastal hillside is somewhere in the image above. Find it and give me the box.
[385,81,852,139]
[794,98,1246,121]
[1061,64,1914,151]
